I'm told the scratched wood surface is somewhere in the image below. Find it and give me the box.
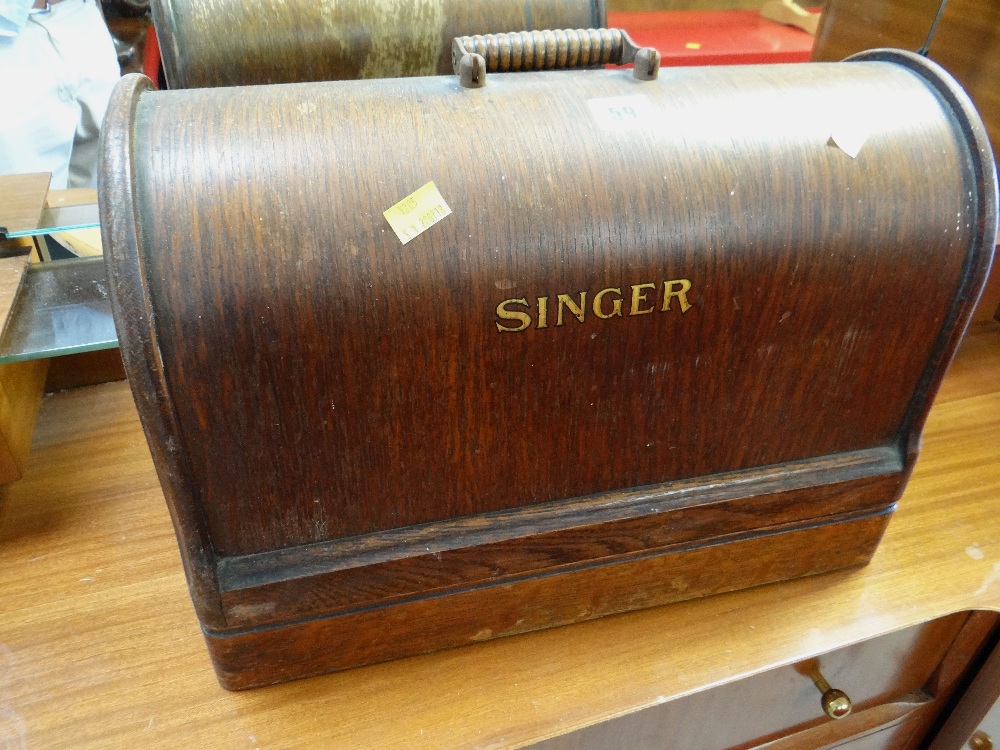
[0,320,997,748]
[98,53,996,684]
[106,59,993,555]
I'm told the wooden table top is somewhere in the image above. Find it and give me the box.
[1,321,999,749]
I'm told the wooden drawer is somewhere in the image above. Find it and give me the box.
[928,623,1000,750]
[530,611,1000,750]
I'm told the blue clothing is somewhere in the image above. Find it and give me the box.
[0,0,119,187]
[0,0,32,37]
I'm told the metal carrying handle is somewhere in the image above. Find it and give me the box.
[452,28,661,88]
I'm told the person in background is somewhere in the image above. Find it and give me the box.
[0,0,119,189]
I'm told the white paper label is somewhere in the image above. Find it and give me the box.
[830,120,869,159]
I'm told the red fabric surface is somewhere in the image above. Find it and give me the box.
[608,10,815,66]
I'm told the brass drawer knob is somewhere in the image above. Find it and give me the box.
[811,670,853,719]
[969,731,993,750]
[820,688,853,719]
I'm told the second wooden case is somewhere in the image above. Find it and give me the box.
[151,0,606,87]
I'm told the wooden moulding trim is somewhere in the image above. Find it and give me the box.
[99,74,227,629]
[205,510,893,689]
[216,445,902,629]
[847,49,999,465]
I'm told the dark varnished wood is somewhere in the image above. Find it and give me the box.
[99,52,998,688]
[928,625,1000,750]
[206,510,892,690]
[44,348,126,393]
[218,450,902,627]
[99,75,227,628]
[152,0,605,88]
[123,62,992,555]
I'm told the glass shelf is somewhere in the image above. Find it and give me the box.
[0,256,118,364]
[0,203,100,239]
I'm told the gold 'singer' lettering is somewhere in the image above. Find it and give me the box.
[495,298,532,332]
[592,287,623,319]
[556,293,586,326]
[630,283,656,315]
[496,280,694,333]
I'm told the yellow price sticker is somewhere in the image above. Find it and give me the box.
[383,181,453,245]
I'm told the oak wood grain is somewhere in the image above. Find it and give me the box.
[218,455,901,628]
[98,52,998,684]
[0,320,997,746]
[104,58,994,555]
[813,0,1000,154]
[208,509,893,689]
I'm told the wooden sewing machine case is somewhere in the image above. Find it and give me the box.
[99,41,997,689]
